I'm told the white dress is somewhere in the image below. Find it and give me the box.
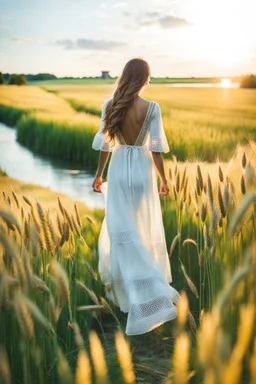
[92,99,180,336]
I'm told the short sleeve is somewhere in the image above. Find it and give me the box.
[92,99,114,152]
[148,102,170,153]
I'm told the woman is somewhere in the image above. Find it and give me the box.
[92,58,180,336]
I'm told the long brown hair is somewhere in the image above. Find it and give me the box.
[102,58,150,142]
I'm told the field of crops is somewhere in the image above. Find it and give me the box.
[0,81,256,383]
[0,142,256,383]
[0,83,255,168]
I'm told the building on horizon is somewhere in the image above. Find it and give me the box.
[101,71,111,79]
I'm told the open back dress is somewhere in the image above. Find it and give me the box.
[92,99,180,336]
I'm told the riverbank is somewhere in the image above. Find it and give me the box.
[0,123,105,209]
[0,171,102,220]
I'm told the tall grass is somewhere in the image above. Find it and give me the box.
[0,104,28,127]
[0,167,8,177]
[16,114,99,168]
[0,144,256,383]
[1,84,256,168]
[0,85,101,169]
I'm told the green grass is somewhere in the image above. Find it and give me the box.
[0,104,28,127]
[0,167,7,176]
[17,114,100,169]
[27,78,117,86]
[67,98,101,117]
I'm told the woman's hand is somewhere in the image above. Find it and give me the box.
[159,180,170,196]
[92,176,103,193]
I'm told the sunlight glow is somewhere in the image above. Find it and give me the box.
[221,78,231,88]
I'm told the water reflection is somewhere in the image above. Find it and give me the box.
[0,123,104,209]
[169,82,239,88]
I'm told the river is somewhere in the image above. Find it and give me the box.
[0,123,104,209]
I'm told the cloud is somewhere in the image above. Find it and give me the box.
[145,12,161,18]
[134,12,192,29]
[122,11,131,17]
[125,24,139,30]
[158,15,192,29]
[55,38,126,50]
[0,24,9,29]
[0,37,44,44]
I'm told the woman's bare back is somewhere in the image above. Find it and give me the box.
[118,97,150,145]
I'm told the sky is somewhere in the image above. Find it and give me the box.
[0,0,256,78]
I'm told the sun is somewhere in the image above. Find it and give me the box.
[188,0,255,70]
[221,78,231,87]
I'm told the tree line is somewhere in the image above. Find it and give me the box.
[0,71,255,87]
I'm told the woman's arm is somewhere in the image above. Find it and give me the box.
[151,152,170,196]
[92,151,110,192]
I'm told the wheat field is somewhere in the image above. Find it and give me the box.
[0,84,256,167]
[0,142,256,383]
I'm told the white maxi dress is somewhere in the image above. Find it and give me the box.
[92,99,180,335]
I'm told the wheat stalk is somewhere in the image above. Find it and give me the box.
[200,202,207,223]
[57,197,65,217]
[170,233,180,257]
[0,346,11,384]
[71,215,81,237]
[218,165,224,182]
[0,210,21,234]
[115,331,135,384]
[14,294,34,339]
[197,164,204,192]
[176,290,189,327]
[63,208,74,231]
[176,172,180,193]
[207,174,214,208]
[23,196,32,207]
[30,206,41,233]
[218,184,226,218]
[56,213,63,235]
[49,295,58,324]
[229,192,256,236]
[172,332,190,384]
[242,152,247,168]
[223,184,230,213]
[76,280,99,304]
[51,260,70,303]
[89,330,109,384]
[75,348,91,384]
[188,311,197,332]
[196,177,201,196]
[180,260,199,298]
[74,203,82,228]
[57,350,73,384]
[241,175,246,195]
[12,190,20,209]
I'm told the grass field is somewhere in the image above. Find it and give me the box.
[0,83,255,168]
[0,141,256,383]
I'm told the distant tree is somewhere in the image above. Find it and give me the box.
[0,72,4,84]
[3,73,10,82]
[240,74,256,88]
[26,73,57,81]
[8,74,27,85]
